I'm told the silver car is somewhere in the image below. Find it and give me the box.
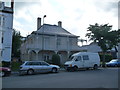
[19,61,60,75]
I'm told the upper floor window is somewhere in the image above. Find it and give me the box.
[0,16,4,26]
[1,32,3,43]
[57,38,61,46]
[69,38,73,45]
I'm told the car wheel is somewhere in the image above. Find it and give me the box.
[27,69,34,75]
[114,64,118,67]
[73,66,78,71]
[52,68,57,73]
[93,64,98,70]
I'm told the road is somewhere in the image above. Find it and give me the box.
[2,68,119,88]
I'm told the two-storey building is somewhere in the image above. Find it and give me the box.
[0,1,14,62]
[20,18,81,64]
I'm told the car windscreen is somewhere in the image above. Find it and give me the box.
[110,60,118,63]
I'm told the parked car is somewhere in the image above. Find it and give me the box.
[64,52,100,71]
[19,61,60,75]
[106,59,120,67]
[0,67,11,77]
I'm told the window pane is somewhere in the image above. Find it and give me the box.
[0,16,1,26]
[83,55,89,60]
[78,56,81,60]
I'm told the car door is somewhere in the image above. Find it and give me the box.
[40,62,51,72]
[74,56,84,68]
[32,62,43,73]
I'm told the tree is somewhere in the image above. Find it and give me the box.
[86,23,120,67]
[12,29,23,59]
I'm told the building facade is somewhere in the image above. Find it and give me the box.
[20,18,82,64]
[0,1,14,62]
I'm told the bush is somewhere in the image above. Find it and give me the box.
[2,61,11,67]
[11,61,22,71]
[52,54,60,66]
[99,54,113,62]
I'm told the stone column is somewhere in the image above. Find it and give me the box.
[35,50,39,61]
[27,50,31,61]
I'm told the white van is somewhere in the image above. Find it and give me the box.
[64,52,100,71]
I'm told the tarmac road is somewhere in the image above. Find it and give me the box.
[2,68,119,88]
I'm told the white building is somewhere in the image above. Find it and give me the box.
[0,1,14,62]
[80,42,119,59]
[20,18,82,64]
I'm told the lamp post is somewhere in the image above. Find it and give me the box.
[42,15,46,61]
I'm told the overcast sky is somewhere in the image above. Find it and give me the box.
[4,0,119,45]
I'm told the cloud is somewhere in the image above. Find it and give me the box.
[11,0,119,46]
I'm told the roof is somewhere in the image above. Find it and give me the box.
[73,52,98,56]
[35,24,79,37]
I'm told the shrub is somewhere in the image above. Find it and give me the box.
[52,54,60,66]
[2,61,11,67]
[11,61,22,71]
[99,54,113,62]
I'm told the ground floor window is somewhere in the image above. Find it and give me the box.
[44,54,50,61]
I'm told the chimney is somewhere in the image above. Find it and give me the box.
[58,21,62,27]
[37,17,41,30]
[11,0,14,9]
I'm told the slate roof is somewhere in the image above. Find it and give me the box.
[36,24,79,37]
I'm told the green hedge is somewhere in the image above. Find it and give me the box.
[99,54,113,62]
[11,62,22,71]
[52,54,60,66]
[2,61,11,67]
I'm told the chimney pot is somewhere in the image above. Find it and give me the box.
[58,21,62,27]
[37,17,41,30]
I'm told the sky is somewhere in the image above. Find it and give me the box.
[4,0,119,46]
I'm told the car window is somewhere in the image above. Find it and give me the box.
[75,56,81,61]
[32,62,41,65]
[25,62,33,65]
[40,62,49,66]
[82,55,89,60]
[25,62,40,65]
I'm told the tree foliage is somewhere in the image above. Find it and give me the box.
[86,23,120,51]
[12,29,23,58]
[86,23,120,66]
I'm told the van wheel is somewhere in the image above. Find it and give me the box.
[74,66,78,71]
[0,71,5,77]
[93,64,98,70]
[27,69,34,75]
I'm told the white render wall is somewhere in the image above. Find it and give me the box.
[0,9,13,62]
